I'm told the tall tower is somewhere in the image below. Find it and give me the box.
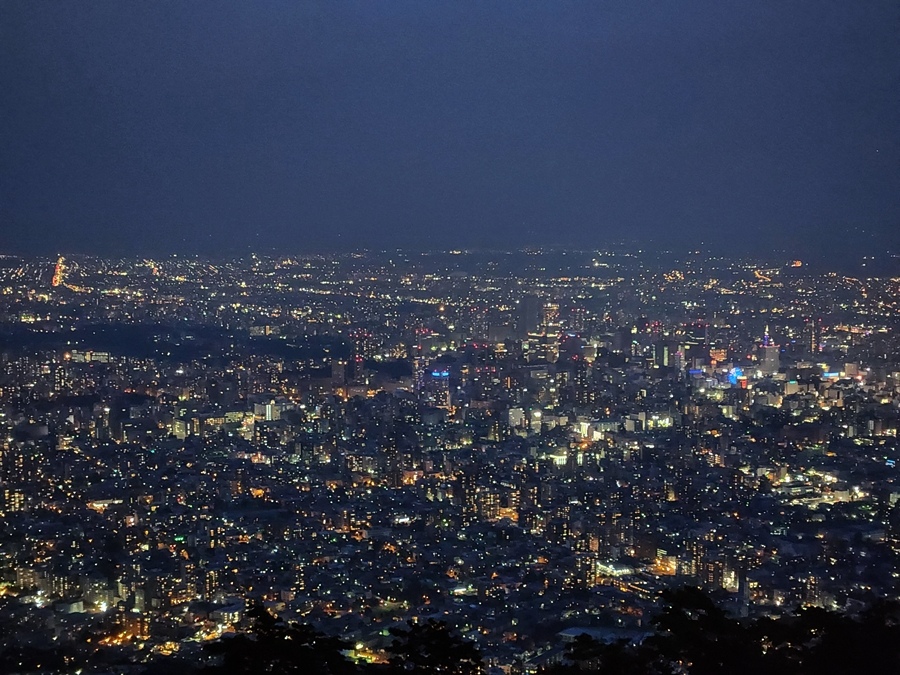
[804,317,821,356]
[458,470,478,526]
[518,295,541,338]
[759,326,780,375]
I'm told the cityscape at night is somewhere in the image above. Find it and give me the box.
[2,2,899,673]
[0,249,899,671]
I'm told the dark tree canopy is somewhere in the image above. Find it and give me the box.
[202,602,358,675]
[387,619,485,675]
[544,587,900,675]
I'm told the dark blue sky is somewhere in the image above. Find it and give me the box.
[1,1,898,258]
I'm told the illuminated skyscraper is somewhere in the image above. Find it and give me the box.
[759,326,780,375]
[804,317,822,356]
[424,368,451,409]
[541,302,560,332]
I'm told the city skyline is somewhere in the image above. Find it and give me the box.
[0,248,899,671]
[2,3,900,672]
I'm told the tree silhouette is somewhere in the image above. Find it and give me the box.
[566,633,605,667]
[645,586,752,675]
[762,600,900,675]
[66,589,900,675]
[203,602,358,675]
[387,619,484,675]
[553,634,659,675]
[546,588,900,675]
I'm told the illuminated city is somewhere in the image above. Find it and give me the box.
[0,249,899,670]
[3,2,899,672]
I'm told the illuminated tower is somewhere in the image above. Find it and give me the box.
[424,368,451,410]
[759,326,780,375]
[458,470,478,526]
[541,302,560,332]
[804,317,821,356]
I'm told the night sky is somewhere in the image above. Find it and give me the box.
[1,1,898,258]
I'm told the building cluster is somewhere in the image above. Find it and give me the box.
[0,250,899,671]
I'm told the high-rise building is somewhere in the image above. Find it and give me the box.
[541,302,560,332]
[653,341,672,368]
[804,317,822,356]
[759,326,780,375]
[458,470,478,526]
[518,295,541,337]
[424,369,451,409]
